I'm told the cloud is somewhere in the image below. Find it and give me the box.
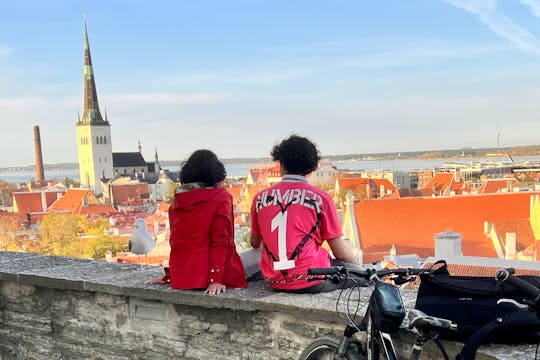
[338,42,503,68]
[445,0,540,57]
[0,44,12,57]
[519,0,540,18]
[103,92,229,106]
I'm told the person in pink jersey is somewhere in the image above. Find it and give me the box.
[249,135,358,293]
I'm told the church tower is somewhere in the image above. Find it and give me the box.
[76,17,113,195]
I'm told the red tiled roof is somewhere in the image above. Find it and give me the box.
[111,183,149,207]
[337,177,370,188]
[49,189,93,213]
[0,211,26,222]
[423,262,540,277]
[491,219,535,252]
[338,177,398,192]
[48,188,116,215]
[13,191,64,213]
[354,191,540,264]
[371,178,399,192]
[521,241,540,260]
[398,189,424,198]
[158,202,170,212]
[226,185,243,205]
[422,172,470,195]
[477,178,518,194]
[79,204,117,215]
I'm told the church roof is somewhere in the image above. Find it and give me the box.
[112,152,148,167]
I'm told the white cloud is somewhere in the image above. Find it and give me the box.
[0,44,12,57]
[338,42,504,68]
[445,0,497,13]
[445,0,540,57]
[104,92,229,106]
[519,0,540,18]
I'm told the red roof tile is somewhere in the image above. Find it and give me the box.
[422,172,470,195]
[111,183,149,207]
[477,178,518,194]
[423,261,540,277]
[13,191,64,213]
[354,191,540,263]
[48,188,116,215]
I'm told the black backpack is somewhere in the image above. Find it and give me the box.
[415,260,540,344]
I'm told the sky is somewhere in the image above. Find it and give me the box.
[2,0,540,167]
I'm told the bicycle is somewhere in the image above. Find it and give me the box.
[454,267,540,360]
[298,266,457,360]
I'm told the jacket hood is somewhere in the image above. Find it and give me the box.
[171,187,227,211]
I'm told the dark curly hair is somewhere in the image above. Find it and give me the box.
[179,149,226,186]
[271,135,320,176]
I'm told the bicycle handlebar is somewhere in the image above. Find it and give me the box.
[307,267,341,276]
[307,266,426,279]
[495,268,540,305]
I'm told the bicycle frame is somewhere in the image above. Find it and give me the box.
[301,266,455,360]
[366,316,399,360]
[364,277,403,360]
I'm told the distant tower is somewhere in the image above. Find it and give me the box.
[33,125,45,182]
[137,140,142,153]
[154,148,162,172]
[76,17,113,194]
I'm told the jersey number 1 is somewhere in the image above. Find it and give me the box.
[271,211,296,271]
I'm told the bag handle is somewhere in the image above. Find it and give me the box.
[426,259,449,275]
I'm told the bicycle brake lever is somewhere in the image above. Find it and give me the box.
[497,298,529,310]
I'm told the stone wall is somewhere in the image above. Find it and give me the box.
[0,281,344,359]
[0,251,534,359]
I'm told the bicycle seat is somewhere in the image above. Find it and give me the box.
[408,309,457,331]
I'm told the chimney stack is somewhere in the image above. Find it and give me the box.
[505,232,516,260]
[434,229,463,259]
[33,125,45,182]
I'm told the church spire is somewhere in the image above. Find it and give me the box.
[81,16,107,125]
[154,147,162,171]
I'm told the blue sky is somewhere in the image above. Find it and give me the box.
[1,0,540,167]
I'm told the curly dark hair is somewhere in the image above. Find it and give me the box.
[271,135,320,176]
[179,149,226,186]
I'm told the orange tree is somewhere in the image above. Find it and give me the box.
[79,217,126,259]
[38,213,85,257]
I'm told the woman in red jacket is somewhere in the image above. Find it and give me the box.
[151,149,246,294]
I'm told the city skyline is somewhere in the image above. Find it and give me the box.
[2,0,540,167]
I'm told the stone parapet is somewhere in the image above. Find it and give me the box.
[0,251,535,359]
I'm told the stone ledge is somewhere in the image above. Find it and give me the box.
[0,251,382,323]
[0,251,536,359]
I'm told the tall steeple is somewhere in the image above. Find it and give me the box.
[154,147,162,172]
[76,15,114,195]
[80,15,107,125]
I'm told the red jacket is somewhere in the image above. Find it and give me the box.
[168,187,246,290]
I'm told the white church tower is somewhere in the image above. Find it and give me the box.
[76,17,113,195]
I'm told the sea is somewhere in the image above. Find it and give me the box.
[2,155,540,184]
